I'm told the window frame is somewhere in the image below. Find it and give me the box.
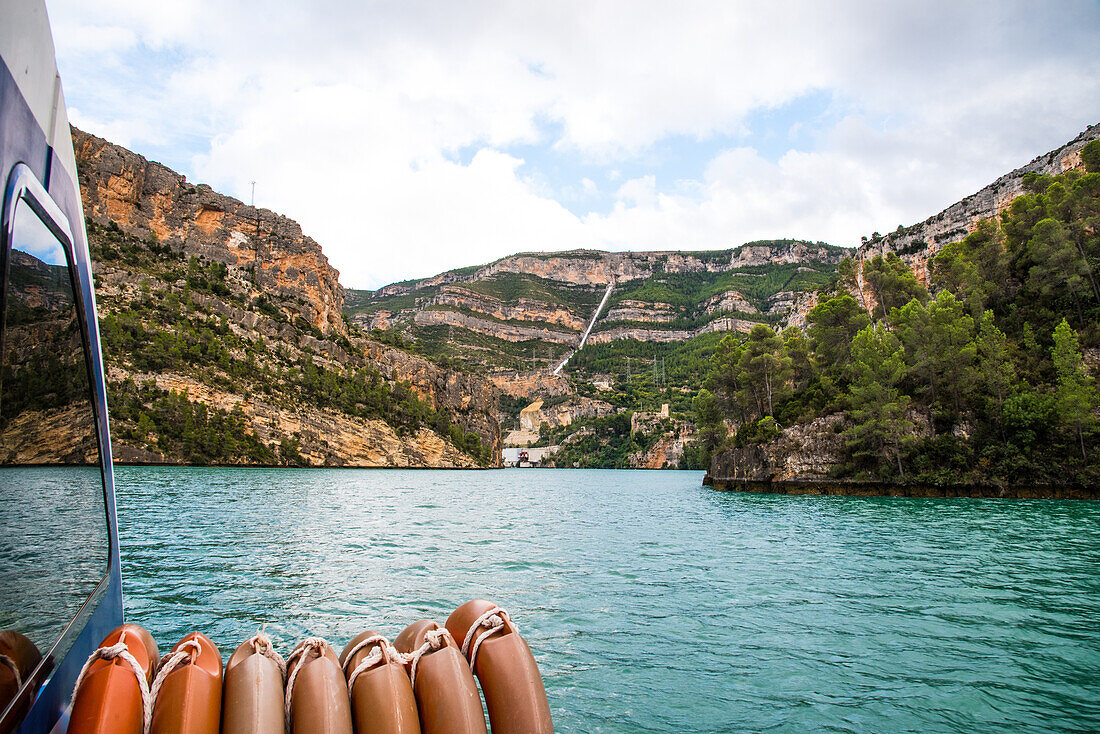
[0,161,112,721]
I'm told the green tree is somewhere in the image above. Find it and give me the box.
[975,311,1016,439]
[806,294,870,374]
[707,335,747,424]
[895,291,977,424]
[781,325,814,392]
[1051,319,1098,461]
[927,291,978,416]
[1027,218,1092,326]
[930,220,1007,317]
[737,324,791,418]
[844,324,915,477]
[1082,140,1100,174]
[691,388,726,466]
[862,253,927,322]
[893,297,937,431]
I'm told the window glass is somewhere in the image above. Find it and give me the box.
[0,191,108,722]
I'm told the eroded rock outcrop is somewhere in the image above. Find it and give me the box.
[76,127,500,468]
[856,123,1100,279]
[709,414,848,481]
[73,127,345,336]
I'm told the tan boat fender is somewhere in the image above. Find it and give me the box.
[338,631,420,734]
[392,620,486,734]
[446,600,552,734]
[68,623,160,734]
[0,630,43,733]
[285,637,353,734]
[222,634,286,734]
[149,632,223,734]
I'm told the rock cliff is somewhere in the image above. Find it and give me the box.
[379,242,845,296]
[349,240,847,374]
[73,128,345,336]
[856,123,1100,280]
[709,414,848,481]
[75,127,500,467]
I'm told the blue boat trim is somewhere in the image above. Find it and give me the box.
[0,46,123,734]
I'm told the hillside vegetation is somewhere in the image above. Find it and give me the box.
[698,146,1100,487]
[75,127,497,467]
[346,242,847,374]
[90,222,492,466]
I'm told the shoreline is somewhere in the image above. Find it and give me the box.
[703,476,1099,500]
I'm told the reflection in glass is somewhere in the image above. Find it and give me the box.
[0,195,107,723]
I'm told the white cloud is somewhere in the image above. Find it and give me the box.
[47,0,1100,288]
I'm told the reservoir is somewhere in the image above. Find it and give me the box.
[116,467,1100,733]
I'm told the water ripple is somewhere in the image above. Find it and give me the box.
[114,467,1100,733]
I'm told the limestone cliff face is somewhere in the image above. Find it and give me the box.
[109,370,480,468]
[489,372,573,399]
[628,428,695,470]
[360,341,502,464]
[604,300,677,323]
[353,240,845,374]
[586,317,757,345]
[77,128,500,468]
[701,290,757,315]
[730,242,840,268]
[413,309,578,344]
[430,286,587,330]
[381,244,846,296]
[856,123,1100,279]
[73,127,345,336]
[709,414,848,481]
[517,396,616,432]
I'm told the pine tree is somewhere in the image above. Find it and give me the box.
[975,311,1016,439]
[894,297,937,431]
[737,324,791,418]
[1051,319,1098,461]
[1028,218,1090,326]
[781,326,815,392]
[862,253,927,323]
[844,324,915,477]
[927,291,978,416]
[806,294,870,374]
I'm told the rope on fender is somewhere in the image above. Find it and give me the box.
[341,634,402,695]
[284,637,331,734]
[148,639,202,722]
[70,634,152,734]
[0,654,21,693]
[406,627,454,689]
[460,606,510,673]
[247,631,287,682]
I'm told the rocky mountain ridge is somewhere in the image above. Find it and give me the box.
[709,122,1100,487]
[74,129,345,336]
[379,242,845,295]
[856,122,1100,281]
[350,240,847,376]
[75,127,500,467]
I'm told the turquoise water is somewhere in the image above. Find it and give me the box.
[115,467,1100,733]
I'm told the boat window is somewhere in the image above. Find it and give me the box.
[0,169,108,723]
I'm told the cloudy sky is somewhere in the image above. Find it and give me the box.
[48,1,1100,290]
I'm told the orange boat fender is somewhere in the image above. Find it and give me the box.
[446,600,553,734]
[68,623,160,734]
[149,632,223,734]
[0,630,44,733]
[284,637,353,734]
[222,633,286,734]
[339,631,420,734]
[392,621,486,734]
